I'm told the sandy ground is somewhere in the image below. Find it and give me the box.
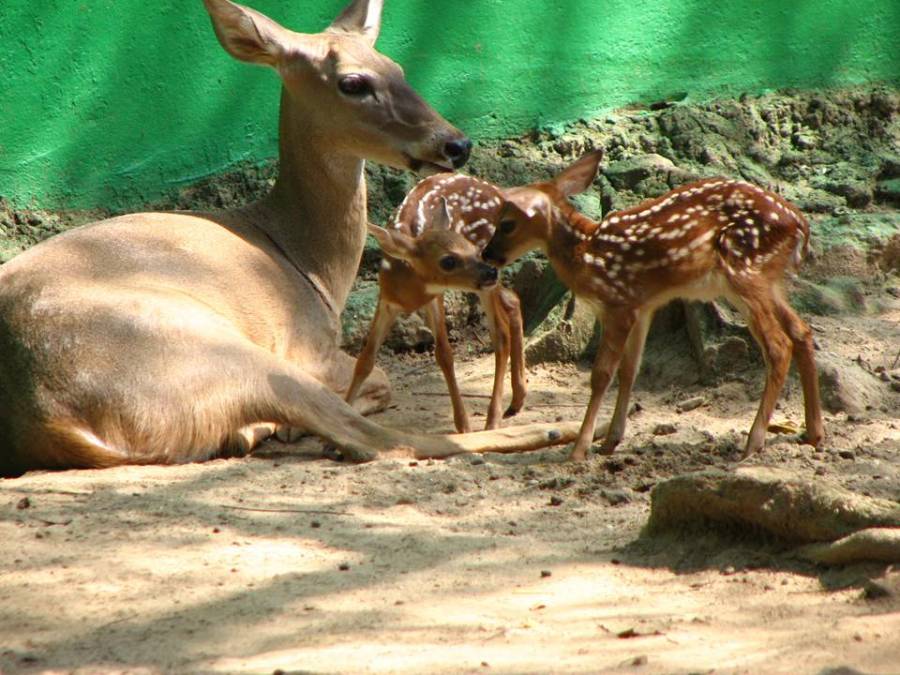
[1,303,899,674]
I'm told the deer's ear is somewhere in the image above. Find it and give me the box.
[204,0,299,67]
[367,223,417,261]
[502,190,549,222]
[431,197,454,231]
[327,0,383,45]
[554,150,603,197]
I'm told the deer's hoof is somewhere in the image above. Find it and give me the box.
[568,444,589,462]
[503,404,522,419]
[322,442,377,464]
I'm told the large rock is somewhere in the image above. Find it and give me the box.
[647,467,900,544]
[604,153,679,191]
[816,351,886,414]
[525,300,599,365]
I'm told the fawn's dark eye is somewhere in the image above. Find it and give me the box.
[338,74,374,97]
[439,255,458,272]
[499,219,517,235]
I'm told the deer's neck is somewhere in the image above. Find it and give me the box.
[547,219,587,264]
[255,88,369,315]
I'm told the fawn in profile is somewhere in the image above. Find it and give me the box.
[481,151,824,461]
[351,174,527,432]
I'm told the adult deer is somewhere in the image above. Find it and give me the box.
[351,174,527,433]
[482,151,824,461]
[0,0,588,476]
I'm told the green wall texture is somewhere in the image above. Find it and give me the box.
[1,0,898,209]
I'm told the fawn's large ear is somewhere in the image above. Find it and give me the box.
[554,150,603,197]
[204,0,310,68]
[367,223,417,261]
[431,197,454,231]
[502,189,550,223]
[327,0,383,45]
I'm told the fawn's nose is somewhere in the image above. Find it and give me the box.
[444,138,472,168]
[478,263,499,287]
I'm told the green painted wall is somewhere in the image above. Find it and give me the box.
[1,0,898,210]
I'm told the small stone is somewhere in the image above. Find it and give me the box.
[540,569,552,578]
[838,450,855,460]
[16,497,30,510]
[862,580,893,600]
[600,488,633,506]
[310,520,321,528]
[338,562,350,571]
[549,495,564,507]
[653,422,677,436]
[676,396,706,412]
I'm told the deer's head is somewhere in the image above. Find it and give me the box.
[204,0,471,173]
[368,199,499,292]
[482,151,603,265]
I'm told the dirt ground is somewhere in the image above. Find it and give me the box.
[1,86,900,674]
[1,303,898,674]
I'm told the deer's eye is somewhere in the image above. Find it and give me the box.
[338,74,374,97]
[439,255,458,272]
[499,219,517,235]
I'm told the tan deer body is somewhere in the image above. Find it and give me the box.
[348,174,527,432]
[483,151,824,461]
[0,0,588,476]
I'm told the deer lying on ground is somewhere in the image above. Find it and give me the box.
[350,175,527,432]
[0,0,590,476]
[481,151,824,461]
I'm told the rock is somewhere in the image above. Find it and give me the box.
[796,528,900,565]
[816,352,885,414]
[791,131,817,150]
[653,423,677,436]
[384,313,434,353]
[600,488,633,505]
[647,467,900,544]
[525,300,599,365]
[821,179,873,208]
[784,187,846,213]
[604,154,677,191]
[875,177,900,205]
[711,336,750,371]
[863,571,900,599]
[676,395,706,412]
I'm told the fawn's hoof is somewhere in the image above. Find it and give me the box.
[503,405,522,419]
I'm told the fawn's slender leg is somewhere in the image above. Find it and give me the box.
[602,310,652,452]
[422,296,471,433]
[571,308,637,461]
[498,288,527,418]
[345,294,402,405]
[733,283,794,457]
[774,293,824,448]
[480,289,512,430]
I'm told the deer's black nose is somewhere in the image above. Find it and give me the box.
[478,263,498,287]
[444,138,472,168]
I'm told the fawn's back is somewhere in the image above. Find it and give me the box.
[556,178,810,310]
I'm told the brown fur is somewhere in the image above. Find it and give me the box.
[0,0,582,475]
[482,151,824,461]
